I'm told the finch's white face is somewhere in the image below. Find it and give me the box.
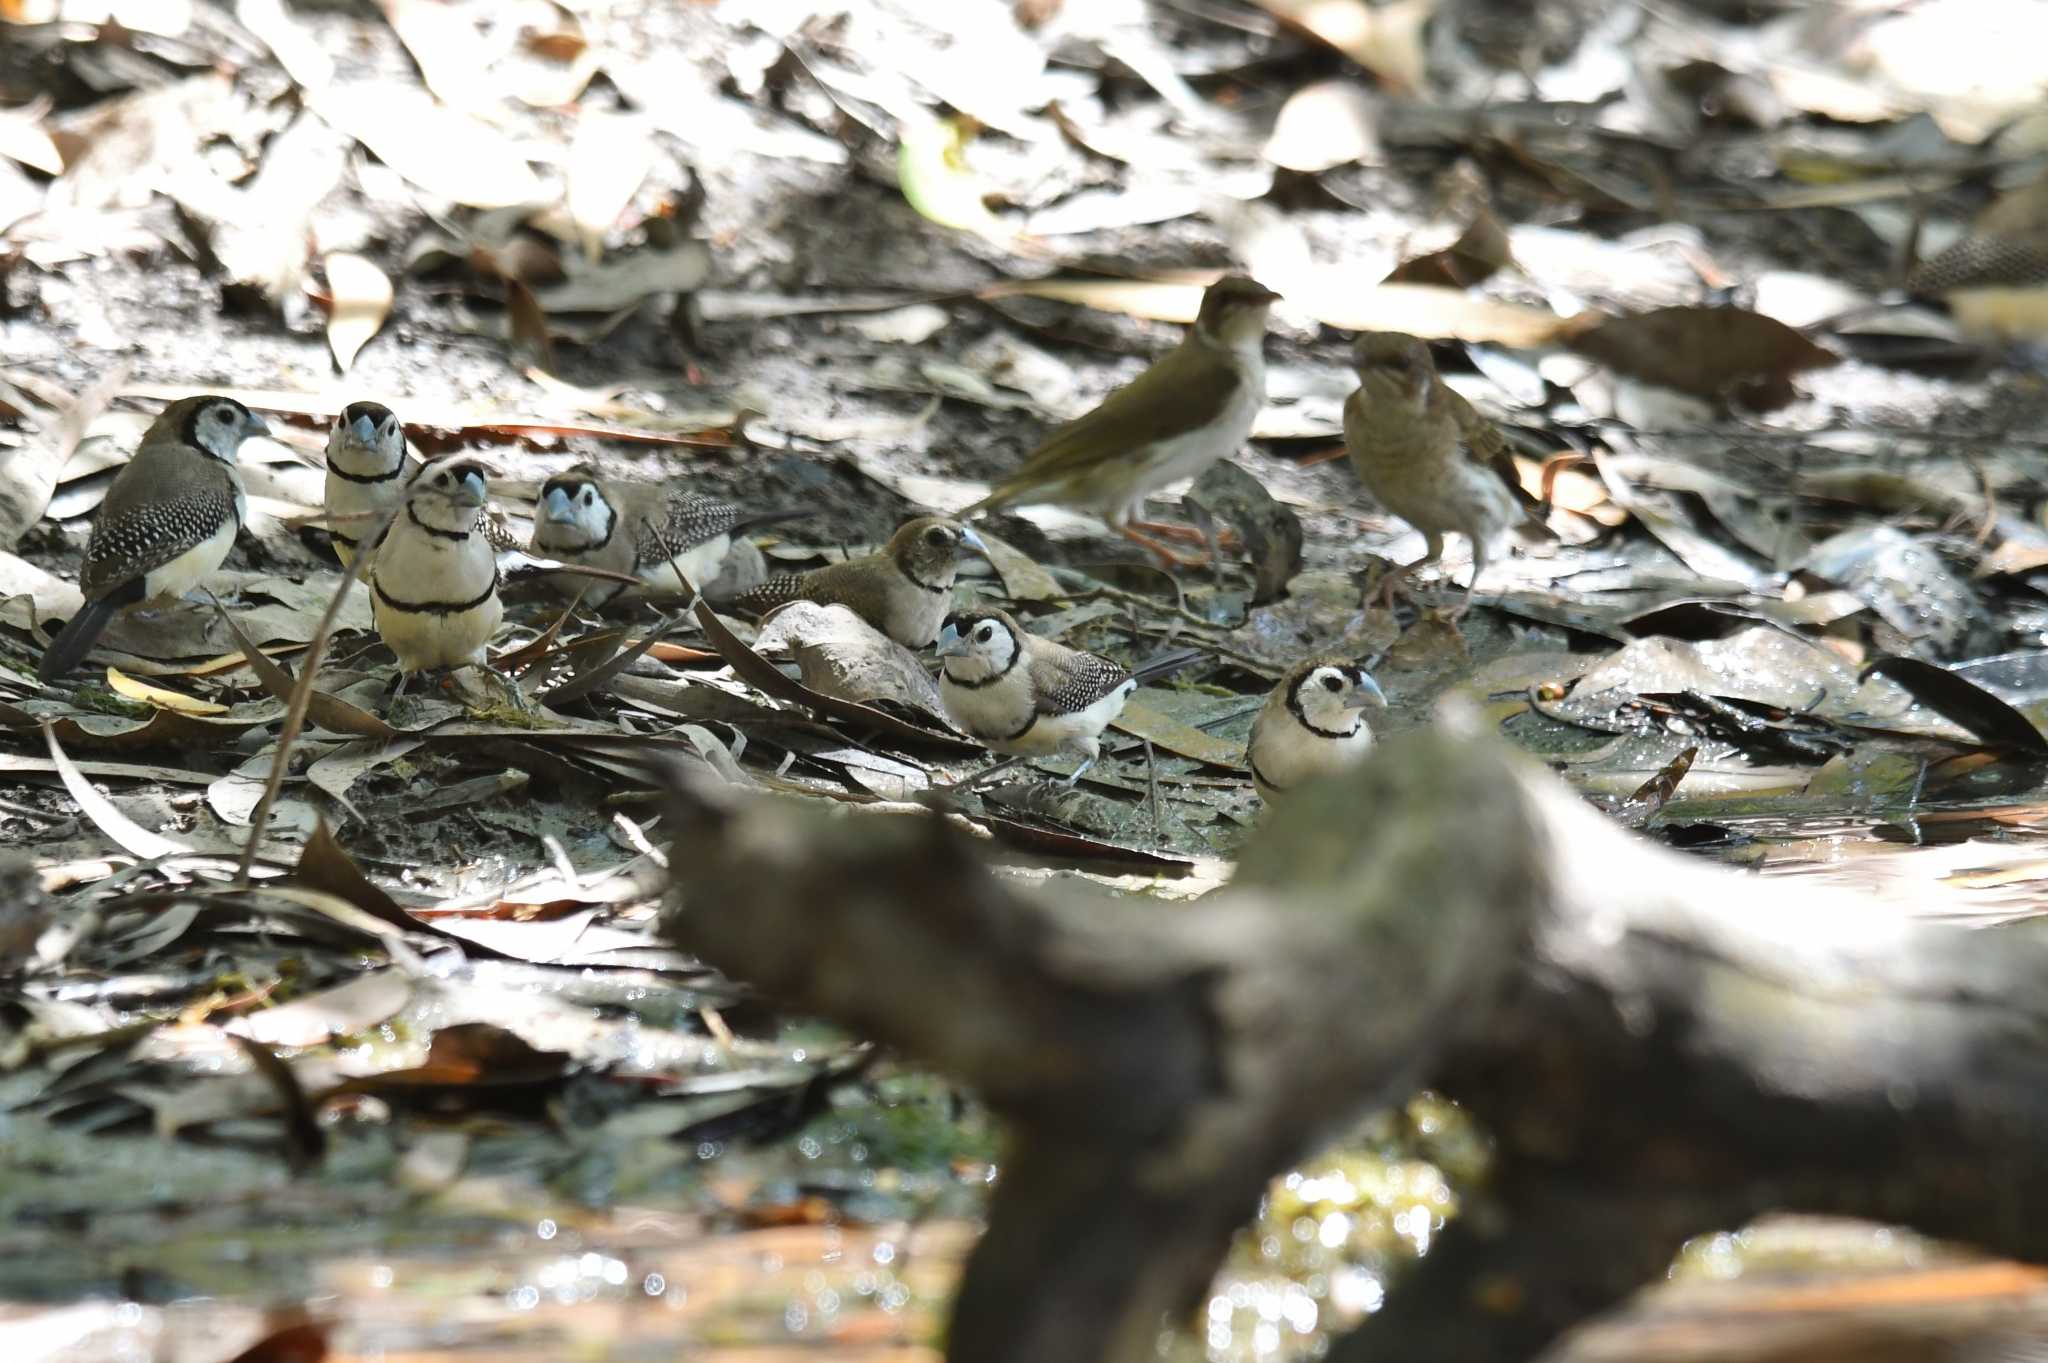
[535,477,614,552]
[327,403,405,476]
[935,612,1018,681]
[1292,663,1386,730]
[186,397,269,463]
[411,459,489,530]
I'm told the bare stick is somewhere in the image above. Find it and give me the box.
[233,504,394,886]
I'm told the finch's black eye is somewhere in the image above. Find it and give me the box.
[1320,673,1342,692]
[976,623,993,642]
[924,527,950,547]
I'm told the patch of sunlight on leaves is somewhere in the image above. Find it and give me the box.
[1196,1093,1489,1363]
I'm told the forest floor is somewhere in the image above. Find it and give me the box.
[7,0,2048,1359]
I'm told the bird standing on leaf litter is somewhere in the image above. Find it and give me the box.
[529,465,810,607]
[962,274,1281,566]
[38,395,269,683]
[1245,657,1386,803]
[370,456,519,709]
[1905,171,2048,342]
[728,515,987,649]
[1343,331,1552,618]
[323,400,414,569]
[935,606,1203,787]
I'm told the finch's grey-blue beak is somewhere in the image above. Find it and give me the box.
[934,623,967,657]
[958,526,989,558]
[443,469,487,507]
[243,411,272,441]
[349,412,380,445]
[1347,672,1388,709]
[543,487,579,524]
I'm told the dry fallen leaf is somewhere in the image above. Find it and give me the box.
[1262,80,1380,173]
[898,114,1014,248]
[379,0,498,113]
[1249,0,1435,94]
[0,96,63,175]
[322,252,392,372]
[1564,305,1840,411]
[566,111,656,260]
[310,81,545,209]
[43,721,194,860]
[107,666,229,716]
[532,241,710,313]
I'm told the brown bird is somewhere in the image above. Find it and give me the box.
[1906,171,2048,341]
[1343,332,1550,616]
[963,274,1280,564]
[727,516,986,649]
[39,395,269,682]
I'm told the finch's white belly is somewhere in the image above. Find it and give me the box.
[373,590,502,672]
[326,471,405,564]
[140,517,237,604]
[371,530,502,672]
[995,680,1135,758]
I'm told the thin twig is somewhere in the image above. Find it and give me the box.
[232,505,393,885]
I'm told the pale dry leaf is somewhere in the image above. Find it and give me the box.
[752,600,949,720]
[0,97,62,175]
[43,721,193,860]
[310,80,545,209]
[509,16,601,109]
[381,0,500,113]
[0,363,124,553]
[209,112,349,303]
[532,241,710,313]
[898,114,1015,248]
[1263,80,1380,173]
[0,549,83,629]
[106,666,228,716]
[231,970,414,1048]
[323,251,393,372]
[237,0,334,93]
[1249,0,1434,94]
[566,111,655,260]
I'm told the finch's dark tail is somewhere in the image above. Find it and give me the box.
[1129,647,1206,687]
[38,596,118,684]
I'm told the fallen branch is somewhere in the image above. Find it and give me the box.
[657,719,2048,1363]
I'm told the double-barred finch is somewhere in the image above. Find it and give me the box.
[728,516,986,649]
[935,607,1202,784]
[1906,172,2048,341]
[1246,657,1385,803]
[1344,332,1551,616]
[370,457,504,696]
[38,395,267,683]
[529,465,810,607]
[323,401,414,568]
[963,274,1280,564]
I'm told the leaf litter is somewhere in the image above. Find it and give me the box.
[9,0,2048,1358]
